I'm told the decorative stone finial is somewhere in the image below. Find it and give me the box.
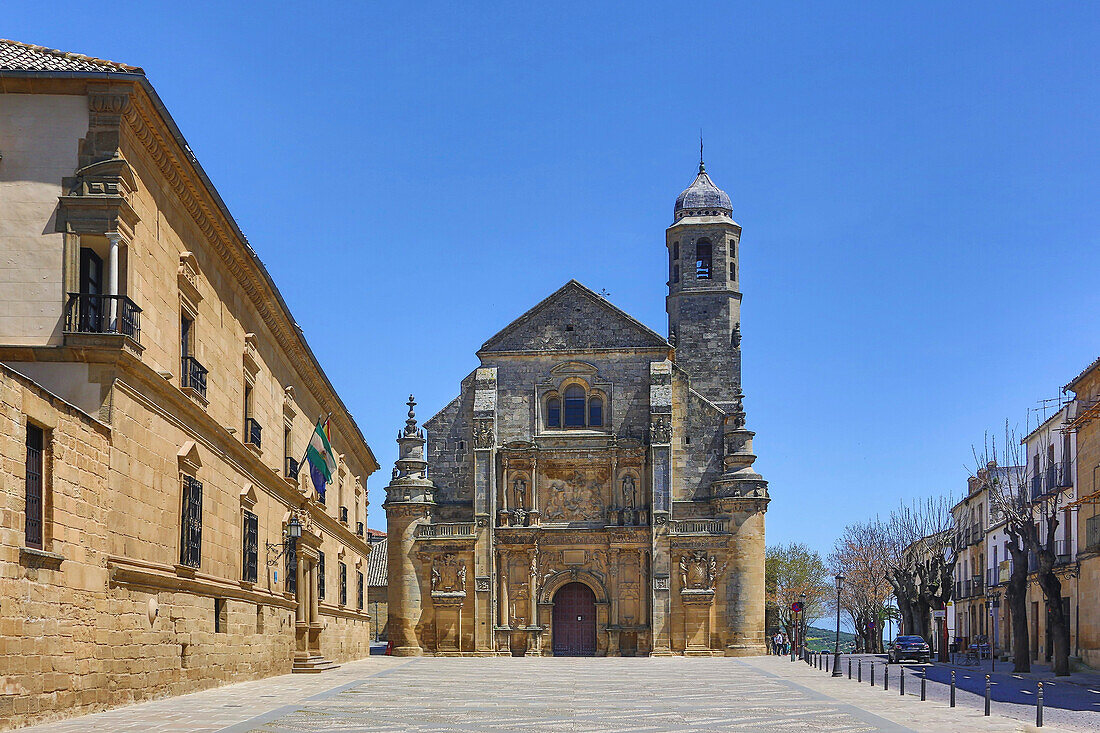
[404,394,418,436]
[699,131,705,174]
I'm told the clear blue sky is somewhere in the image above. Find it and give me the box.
[9,2,1100,555]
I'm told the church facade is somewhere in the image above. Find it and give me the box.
[384,162,769,656]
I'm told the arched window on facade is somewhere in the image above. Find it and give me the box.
[588,396,603,427]
[563,385,586,428]
[546,397,561,428]
[672,265,679,284]
[696,240,712,279]
[672,241,679,260]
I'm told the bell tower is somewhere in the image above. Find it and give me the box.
[665,155,742,412]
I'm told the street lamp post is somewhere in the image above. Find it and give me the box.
[988,592,1000,673]
[832,574,844,677]
[800,592,807,659]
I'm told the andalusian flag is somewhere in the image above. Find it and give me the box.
[305,416,338,497]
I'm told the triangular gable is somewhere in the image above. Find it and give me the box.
[478,280,670,354]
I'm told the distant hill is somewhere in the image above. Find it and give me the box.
[803,625,857,651]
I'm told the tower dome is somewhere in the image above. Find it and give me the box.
[673,160,732,220]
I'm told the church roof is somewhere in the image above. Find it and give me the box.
[478,280,671,355]
[0,39,143,74]
[674,162,732,219]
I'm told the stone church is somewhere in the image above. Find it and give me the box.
[384,161,769,656]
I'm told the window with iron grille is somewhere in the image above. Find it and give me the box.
[357,571,364,609]
[318,551,325,600]
[243,510,258,583]
[285,537,297,594]
[25,424,44,549]
[339,562,347,606]
[180,475,203,568]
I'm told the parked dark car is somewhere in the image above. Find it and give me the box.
[887,635,930,663]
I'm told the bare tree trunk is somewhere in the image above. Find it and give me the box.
[1005,544,1030,673]
[1036,565,1070,675]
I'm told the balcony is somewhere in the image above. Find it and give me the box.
[1054,462,1073,490]
[415,522,475,539]
[1030,475,1044,503]
[972,574,984,596]
[181,356,208,400]
[1028,551,1038,572]
[1055,538,1071,564]
[986,568,999,587]
[969,523,983,545]
[356,521,364,537]
[64,293,141,344]
[954,580,962,599]
[244,417,262,449]
[669,519,729,535]
[285,456,300,480]
[961,579,972,599]
[339,506,349,524]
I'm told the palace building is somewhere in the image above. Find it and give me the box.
[0,40,377,729]
[384,161,770,656]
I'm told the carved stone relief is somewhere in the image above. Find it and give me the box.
[431,553,467,594]
[543,470,604,522]
[679,550,718,591]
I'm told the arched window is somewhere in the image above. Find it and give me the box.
[563,385,586,428]
[696,240,712,279]
[588,396,603,427]
[546,397,561,428]
[672,265,679,284]
[672,242,680,260]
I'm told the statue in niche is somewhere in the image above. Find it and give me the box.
[621,475,637,509]
[511,476,527,508]
[431,554,467,594]
[679,550,718,591]
[732,323,741,348]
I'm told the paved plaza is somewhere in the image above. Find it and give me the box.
[17,654,1099,733]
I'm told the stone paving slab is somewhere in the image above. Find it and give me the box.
[14,655,1090,733]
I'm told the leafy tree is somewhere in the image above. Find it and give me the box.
[829,519,894,653]
[765,543,831,647]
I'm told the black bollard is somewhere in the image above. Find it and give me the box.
[900,668,905,696]
[920,669,926,701]
[884,665,889,691]
[950,670,955,707]
[1037,682,1043,727]
[985,674,991,716]
[848,658,852,679]
[826,655,830,673]
[871,662,875,687]
[858,659,862,682]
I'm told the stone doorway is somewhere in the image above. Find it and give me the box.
[552,582,596,656]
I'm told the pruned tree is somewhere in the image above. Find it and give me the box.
[885,497,956,656]
[828,519,894,654]
[973,422,1070,675]
[765,543,831,648]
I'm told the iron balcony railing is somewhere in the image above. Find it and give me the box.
[1028,551,1038,572]
[972,574,984,596]
[1054,538,1071,563]
[960,579,971,599]
[1030,475,1044,502]
[340,506,349,523]
[285,456,300,480]
[986,568,999,587]
[64,293,141,344]
[356,521,364,537]
[245,417,262,448]
[970,523,983,545]
[181,356,208,399]
[1053,462,1073,490]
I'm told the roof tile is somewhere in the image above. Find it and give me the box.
[0,38,143,74]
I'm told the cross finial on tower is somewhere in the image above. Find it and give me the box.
[699,131,705,174]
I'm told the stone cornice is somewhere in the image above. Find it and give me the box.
[107,555,297,610]
[85,78,378,477]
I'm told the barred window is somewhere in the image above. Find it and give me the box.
[339,562,347,606]
[286,537,297,595]
[242,511,258,583]
[357,570,364,610]
[180,475,203,568]
[25,424,44,549]
[695,241,712,279]
[318,551,325,601]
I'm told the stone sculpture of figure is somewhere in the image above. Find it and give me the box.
[512,476,527,508]
[431,553,466,593]
[621,475,637,509]
[679,553,689,590]
[392,465,400,481]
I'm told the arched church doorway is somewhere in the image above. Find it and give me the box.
[552,582,596,656]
